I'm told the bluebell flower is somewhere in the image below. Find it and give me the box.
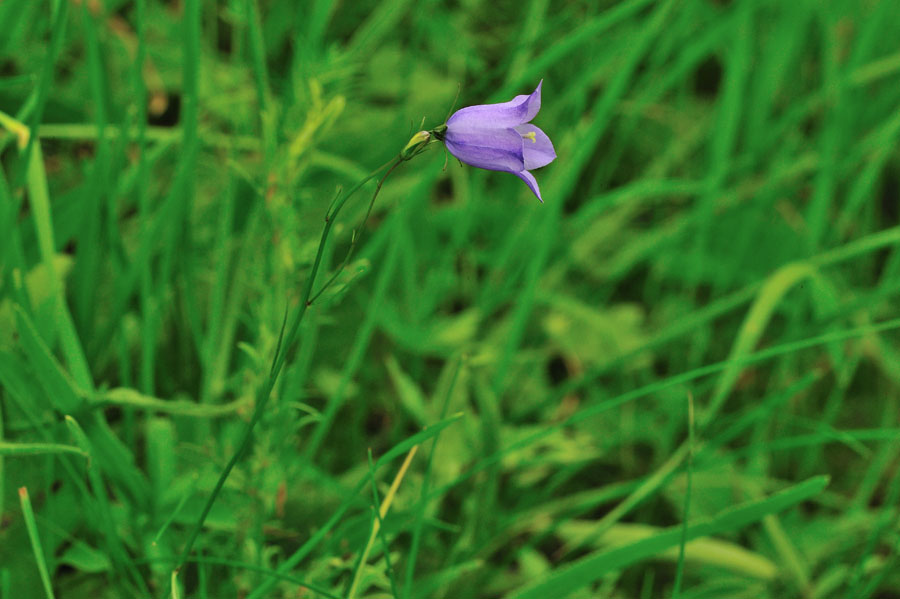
[437,81,556,202]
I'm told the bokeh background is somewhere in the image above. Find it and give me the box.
[2,0,900,597]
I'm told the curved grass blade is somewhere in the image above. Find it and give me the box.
[508,476,829,599]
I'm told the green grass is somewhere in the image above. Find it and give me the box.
[2,0,900,597]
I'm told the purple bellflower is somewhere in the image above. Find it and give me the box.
[433,81,556,202]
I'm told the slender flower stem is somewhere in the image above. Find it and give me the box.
[308,156,403,305]
[167,152,414,592]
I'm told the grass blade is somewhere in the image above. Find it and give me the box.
[0,442,86,458]
[18,487,56,599]
[509,476,829,599]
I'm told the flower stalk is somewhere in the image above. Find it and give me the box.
[171,132,431,584]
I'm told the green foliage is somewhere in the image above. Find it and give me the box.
[1,0,900,598]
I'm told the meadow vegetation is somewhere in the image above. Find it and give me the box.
[1,0,900,597]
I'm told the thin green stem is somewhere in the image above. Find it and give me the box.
[167,152,411,592]
[308,156,403,305]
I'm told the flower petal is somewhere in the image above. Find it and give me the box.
[514,170,543,202]
[444,126,525,172]
[447,80,543,129]
[515,124,556,170]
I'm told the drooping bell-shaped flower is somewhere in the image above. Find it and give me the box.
[438,81,556,202]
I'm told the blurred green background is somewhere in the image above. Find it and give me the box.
[2,0,900,597]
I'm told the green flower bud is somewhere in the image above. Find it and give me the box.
[400,130,430,160]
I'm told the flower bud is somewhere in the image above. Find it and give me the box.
[400,130,430,160]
